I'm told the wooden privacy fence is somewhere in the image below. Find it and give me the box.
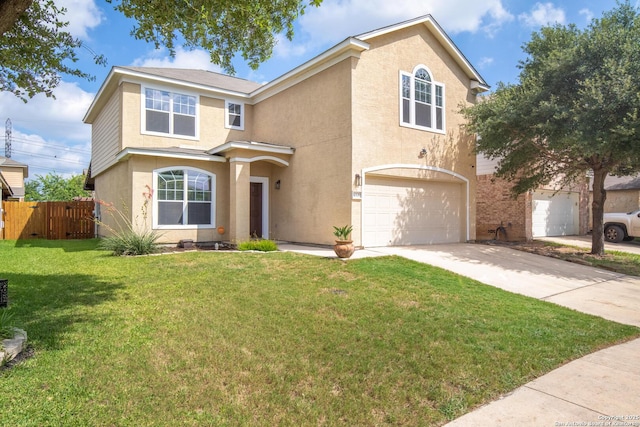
[2,201,95,240]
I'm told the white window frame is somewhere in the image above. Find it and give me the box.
[141,86,199,140]
[152,166,216,230]
[225,100,244,130]
[399,65,445,134]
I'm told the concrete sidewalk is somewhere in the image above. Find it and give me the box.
[279,242,640,426]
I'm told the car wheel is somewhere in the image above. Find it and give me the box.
[604,225,625,243]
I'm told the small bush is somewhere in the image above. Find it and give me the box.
[96,186,162,256]
[237,239,278,252]
[99,229,161,256]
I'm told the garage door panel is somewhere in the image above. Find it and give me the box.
[363,177,462,247]
[532,191,579,237]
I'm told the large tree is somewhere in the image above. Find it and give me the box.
[462,1,640,255]
[0,0,321,100]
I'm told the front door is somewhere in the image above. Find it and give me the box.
[250,182,263,238]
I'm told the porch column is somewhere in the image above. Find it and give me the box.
[229,160,250,242]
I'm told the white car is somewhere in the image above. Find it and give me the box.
[603,210,640,243]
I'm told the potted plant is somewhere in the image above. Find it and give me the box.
[333,225,355,259]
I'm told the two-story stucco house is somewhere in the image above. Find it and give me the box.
[83,15,489,247]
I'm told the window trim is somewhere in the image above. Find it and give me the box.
[225,100,244,131]
[399,65,446,134]
[141,86,199,140]
[152,166,216,230]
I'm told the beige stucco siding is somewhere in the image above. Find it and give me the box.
[252,59,353,244]
[95,156,234,243]
[94,161,132,237]
[351,25,478,242]
[120,82,253,151]
[91,85,122,176]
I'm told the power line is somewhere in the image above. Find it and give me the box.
[1,136,91,155]
[11,149,88,165]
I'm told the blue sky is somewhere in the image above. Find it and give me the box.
[0,0,632,178]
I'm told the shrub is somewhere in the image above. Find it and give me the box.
[237,239,278,252]
[96,186,162,256]
[0,308,16,340]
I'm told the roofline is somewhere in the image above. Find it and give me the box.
[208,140,295,156]
[115,147,227,163]
[358,14,489,90]
[250,37,370,102]
[84,67,256,123]
[84,14,489,122]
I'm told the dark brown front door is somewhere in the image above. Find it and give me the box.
[250,182,263,238]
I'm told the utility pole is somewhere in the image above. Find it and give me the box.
[4,118,11,158]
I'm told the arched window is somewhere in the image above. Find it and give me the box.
[153,167,216,228]
[400,66,444,132]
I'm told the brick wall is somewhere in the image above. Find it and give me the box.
[476,174,531,241]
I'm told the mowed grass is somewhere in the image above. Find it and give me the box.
[0,240,638,426]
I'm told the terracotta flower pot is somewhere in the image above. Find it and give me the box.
[333,240,355,259]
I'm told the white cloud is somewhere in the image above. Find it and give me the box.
[286,0,514,56]
[132,47,223,72]
[0,81,93,144]
[477,57,494,69]
[54,0,103,40]
[9,130,90,177]
[579,8,594,23]
[518,3,566,27]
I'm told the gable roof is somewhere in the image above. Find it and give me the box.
[356,15,489,91]
[84,14,489,122]
[0,156,28,169]
[117,67,263,94]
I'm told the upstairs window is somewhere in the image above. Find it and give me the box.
[144,88,197,138]
[225,101,244,130]
[400,66,444,132]
[154,168,215,228]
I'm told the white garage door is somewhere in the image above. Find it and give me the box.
[363,176,462,247]
[532,190,579,237]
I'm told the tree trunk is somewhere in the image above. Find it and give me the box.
[0,0,33,36]
[591,168,608,255]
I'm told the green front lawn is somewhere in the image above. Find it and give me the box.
[1,240,638,426]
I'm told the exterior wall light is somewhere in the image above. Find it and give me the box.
[275,179,281,190]
[418,148,427,158]
[354,173,362,187]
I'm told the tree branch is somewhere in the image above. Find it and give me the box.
[0,0,33,36]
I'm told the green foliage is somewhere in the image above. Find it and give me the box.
[333,224,353,240]
[110,0,322,74]
[1,0,321,99]
[0,308,16,340]
[25,173,91,201]
[236,239,278,252]
[96,190,161,256]
[462,1,640,255]
[0,0,105,100]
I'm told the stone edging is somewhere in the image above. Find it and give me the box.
[1,328,27,362]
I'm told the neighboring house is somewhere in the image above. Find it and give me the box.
[599,175,640,213]
[0,156,28,239]
[83,15,489,247]
[476,154,589,241]
[0,156,28,201]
